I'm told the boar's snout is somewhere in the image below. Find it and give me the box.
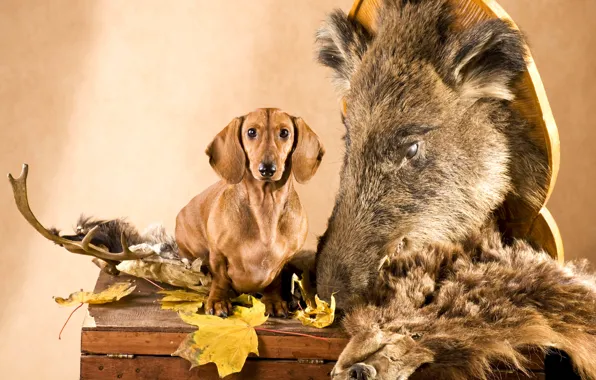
[348,363,377,380]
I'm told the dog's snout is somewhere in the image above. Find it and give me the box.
[349,364,376,380]
[258,162,277,178]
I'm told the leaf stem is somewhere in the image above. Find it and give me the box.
[254,327,331,342]
[59,302,84,340]
[144,278,165,290]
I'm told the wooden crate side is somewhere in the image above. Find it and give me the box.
[81,330,347,360]
[81,355,545,380]
[81,355,335,380]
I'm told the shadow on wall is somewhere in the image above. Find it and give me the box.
[0,2,99,380]
[0,1,98,312]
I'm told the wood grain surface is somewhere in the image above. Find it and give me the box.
[81,355,546,380]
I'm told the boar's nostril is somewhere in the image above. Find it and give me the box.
[349,364,372,380]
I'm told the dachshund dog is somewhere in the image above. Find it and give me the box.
[175,108,324,317]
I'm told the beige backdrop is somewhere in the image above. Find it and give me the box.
[0,1,594,379]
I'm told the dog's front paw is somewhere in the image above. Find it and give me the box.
[205,296,233,318]
[262,295,289,318]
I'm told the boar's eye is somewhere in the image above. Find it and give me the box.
[405,143,419,159]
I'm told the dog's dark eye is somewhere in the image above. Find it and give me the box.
[279,129,289,139]
[405,143,419,159]
[247,128,257,138]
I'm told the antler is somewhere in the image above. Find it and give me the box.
[7,164,155,262]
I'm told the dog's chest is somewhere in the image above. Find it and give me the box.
[225,229,303,293]
[208,190,307,293]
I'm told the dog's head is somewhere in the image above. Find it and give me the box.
[206,108,325,184]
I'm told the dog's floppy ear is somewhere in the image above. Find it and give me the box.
[445,19,527,103]
[205,116,245,184]
[292,117,325,184]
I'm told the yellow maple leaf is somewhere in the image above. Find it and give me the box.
[160,301,204,313]
[231,293,253,307]
[294,294,336,328]
[116,259,212,289]
[291,273,316,309]
[54,282,136,306]
[158,288,208,313]
[173,296,268,378]
[159,288,209,302]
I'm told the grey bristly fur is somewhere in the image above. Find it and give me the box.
[51,215,178,256]
[333,223,596,380]
[314,0,596,378]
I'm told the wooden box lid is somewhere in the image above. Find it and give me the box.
[347,0,563,262]
[82,271,347,361]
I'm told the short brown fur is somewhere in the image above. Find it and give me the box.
[175,108,324,317]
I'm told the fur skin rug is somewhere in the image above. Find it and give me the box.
[334,223,596,379]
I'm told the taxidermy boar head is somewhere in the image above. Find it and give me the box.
[315,0,549,308]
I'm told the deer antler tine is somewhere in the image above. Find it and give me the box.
[7,163,68,244]
[7,163,29,185]
[118,231,130,256]
[119,230,151,260]
[8,163,154,263]
[81,225,101,251]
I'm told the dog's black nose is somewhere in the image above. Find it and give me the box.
[259,163,276,177]
[349,364,371,380]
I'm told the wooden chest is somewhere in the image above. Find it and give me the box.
[80,272,554,380]
[81,272,345,380]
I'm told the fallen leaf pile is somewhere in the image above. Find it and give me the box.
[173,296,268,378]
[54,282,136,306]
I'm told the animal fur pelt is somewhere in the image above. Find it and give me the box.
[50,215,308,301]
[51,215,179,258]
[332,223,596,379]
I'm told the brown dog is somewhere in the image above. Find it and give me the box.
[175,108,324,317]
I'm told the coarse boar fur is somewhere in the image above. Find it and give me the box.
[315,0,548,309]
[332,222,596,379]
[315,0,596,378]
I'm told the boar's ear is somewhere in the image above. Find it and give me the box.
[205,116,246,184]
[315,10,372,98]
[447,19,527,103]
